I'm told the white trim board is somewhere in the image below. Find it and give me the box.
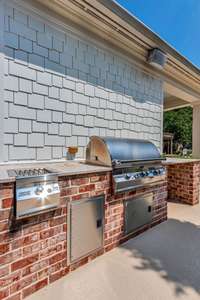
[0,0,5,162]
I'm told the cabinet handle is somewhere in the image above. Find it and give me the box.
[96,219,102,228]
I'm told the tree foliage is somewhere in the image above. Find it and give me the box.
[163,106,192,148]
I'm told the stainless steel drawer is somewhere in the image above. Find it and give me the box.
[68,195,104,263]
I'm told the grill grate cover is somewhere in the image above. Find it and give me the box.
[8,168,52,178]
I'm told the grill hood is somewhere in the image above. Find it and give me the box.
[86,136,162,167]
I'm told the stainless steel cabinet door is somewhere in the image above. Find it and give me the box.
[124,193,153,235]
[69,195,104,262]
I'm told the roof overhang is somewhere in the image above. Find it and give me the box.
[164,97,191,112]
[24,0,200,104]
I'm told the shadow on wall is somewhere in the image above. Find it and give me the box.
[120,218,200,297]
[5,45,162,105]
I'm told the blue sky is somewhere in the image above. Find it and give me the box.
[116,0,200,68]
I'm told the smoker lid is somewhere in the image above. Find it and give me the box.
[87,136,161,166]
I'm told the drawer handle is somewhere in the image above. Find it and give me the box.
[148,206,152,213]
[96,219,102,228]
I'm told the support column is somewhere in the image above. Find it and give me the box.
[192,104,200,158]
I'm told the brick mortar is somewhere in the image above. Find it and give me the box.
[0,172,167,299]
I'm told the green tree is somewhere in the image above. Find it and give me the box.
[163,106,192,148]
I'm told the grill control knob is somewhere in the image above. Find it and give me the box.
[153,170,159,176]
[125,174,131,180]
[35,186,44,195]
[141,171,146,177]
[47,188,52,193]
[146,171,154,177]
[159,168,165,175]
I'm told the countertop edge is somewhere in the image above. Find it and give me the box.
[0,166,112,184]
[57,167,112,178]
[163,158,200,165]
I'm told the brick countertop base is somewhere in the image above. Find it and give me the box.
[167,161,200,205]
[0,172,167,299]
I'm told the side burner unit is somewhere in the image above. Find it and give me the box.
[7,168,60,219]
[86,136,166,193]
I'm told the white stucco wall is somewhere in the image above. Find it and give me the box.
[2,0,163,162]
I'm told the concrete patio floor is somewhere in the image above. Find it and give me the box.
[28,202,200,300]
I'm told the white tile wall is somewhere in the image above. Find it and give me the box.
[2,2,163,161]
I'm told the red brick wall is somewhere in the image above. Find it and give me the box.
[0,173,167,299]
[167,162,200,205]
[104,182,168,251]
[0,181,67,300]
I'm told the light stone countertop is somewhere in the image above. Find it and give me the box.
[163,157,200,165]
[0,160,112,184]
[1,158,200,183]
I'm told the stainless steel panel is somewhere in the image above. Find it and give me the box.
[15,174,58,186]
[15,175,60,219]
[102,137,161,162]
[86,137,112,166]
[69,196,104,263]
[114,174,166,193]
[16,193,59,219]
[124,193,153,235]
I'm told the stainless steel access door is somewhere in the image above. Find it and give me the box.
[124,193,153,235]
[68,195,104,263]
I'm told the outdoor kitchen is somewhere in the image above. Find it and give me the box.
[1,0,200,300]
[0,137,167,299]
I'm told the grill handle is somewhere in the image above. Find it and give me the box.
[112,158,165,168]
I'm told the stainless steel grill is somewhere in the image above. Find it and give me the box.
[86,136,166,193]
